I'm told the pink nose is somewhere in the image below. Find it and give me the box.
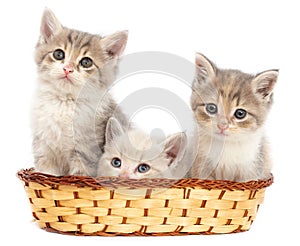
[119,173,129,178]
[217,123,229,131]
[63,65,74,75]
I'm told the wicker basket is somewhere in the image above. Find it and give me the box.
[17,169,273,236]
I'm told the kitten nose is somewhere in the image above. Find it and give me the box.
[119,173,129,178]
[218,119,229,132]
[217,122,229,131]
[63,65,74,75]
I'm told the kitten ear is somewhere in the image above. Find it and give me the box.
[105,117,124,144]
[101,31,128,58]
[161,132,187,166]
[39,8,63,44]
[195,52,216,83]
[252,69,279,102]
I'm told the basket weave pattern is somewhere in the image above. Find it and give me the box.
[18,169,273,236]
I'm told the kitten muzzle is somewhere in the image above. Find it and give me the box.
[63,65,74,76]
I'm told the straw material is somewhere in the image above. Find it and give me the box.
[17,169,273,236]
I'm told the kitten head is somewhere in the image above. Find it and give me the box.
[35,9,128,93]
[98,118,187,178]
[191,53,278,140]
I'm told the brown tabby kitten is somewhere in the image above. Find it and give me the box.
[190,53,278,182]
[32,9,128,176]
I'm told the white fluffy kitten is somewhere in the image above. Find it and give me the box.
[98,118,188,179]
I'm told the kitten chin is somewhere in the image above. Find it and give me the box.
[190,52,278,182]
[32,9,128,176]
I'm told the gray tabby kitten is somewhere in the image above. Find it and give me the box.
[190,53,278,182]
[32,9,128,176]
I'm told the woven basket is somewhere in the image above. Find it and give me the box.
[17,169,273,236]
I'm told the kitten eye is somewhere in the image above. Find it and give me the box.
[80,57,93,68]
[234,109,247,120]
[137,163,150,173]
[205,103,218,115]
[111,157,121,168]
[53,49,65,60]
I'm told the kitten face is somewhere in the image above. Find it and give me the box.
[99,146,172,179]
[35,9,128,93]
[191,53,278,140]
[98,118,187,178]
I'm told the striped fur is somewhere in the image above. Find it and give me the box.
[190,53,278,181]
[32,9,128,176]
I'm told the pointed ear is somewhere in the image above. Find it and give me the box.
[161,132,187,166]
[252,69,279,102]
[39,8,63,44]
[101,30,128,59]
[195,52,216,83]
[105,117,124,144]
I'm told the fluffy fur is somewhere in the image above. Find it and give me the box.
[97,118,187,178]
[32,9,128,176]
[190,53,278,181]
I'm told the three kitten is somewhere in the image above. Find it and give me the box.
[32,10,278,181]
[32,9,128,176]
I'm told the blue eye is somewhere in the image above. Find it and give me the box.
[80,57,93,68]
[234,109,247,120]
[111,158,121,168]
[53,49,65,60]
[137,163,150,173]
[206,103,218,115]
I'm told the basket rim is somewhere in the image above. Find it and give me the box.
[17,168,273,190]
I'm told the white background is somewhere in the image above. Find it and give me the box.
[0,0,299,245]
